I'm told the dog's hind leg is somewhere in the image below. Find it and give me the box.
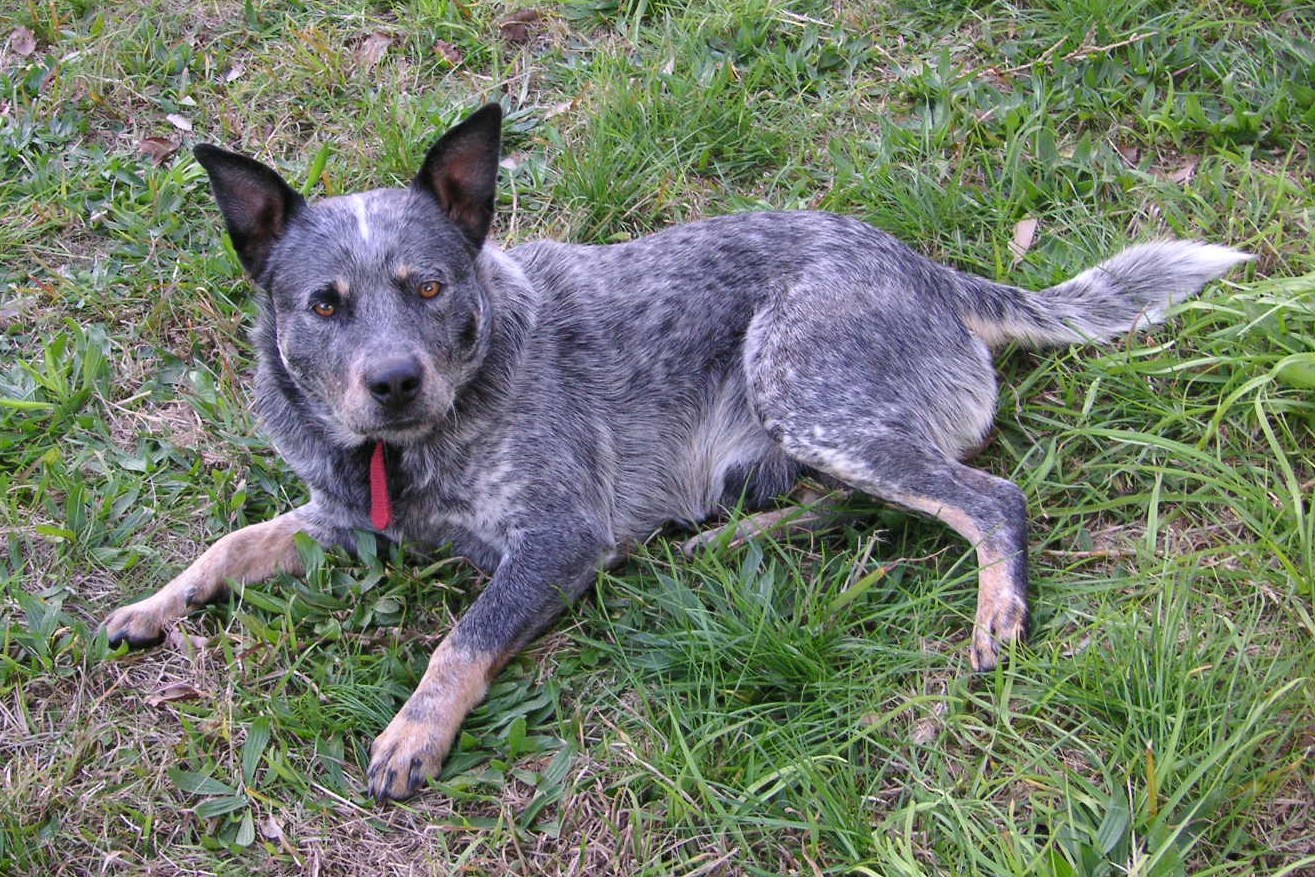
[744,273,1028,670]
[779,435,1029,671]
[101,509,312,648]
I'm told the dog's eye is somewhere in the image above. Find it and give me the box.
[418,280,443,299]
[311,301,337,317]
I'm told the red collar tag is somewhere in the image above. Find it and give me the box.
[369,441,393,531]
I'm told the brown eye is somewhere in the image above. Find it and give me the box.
[418,280,443,299]
[312,301,337,317]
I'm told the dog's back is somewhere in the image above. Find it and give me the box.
[505,213,864,532]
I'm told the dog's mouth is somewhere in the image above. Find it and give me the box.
[358,415,438,444]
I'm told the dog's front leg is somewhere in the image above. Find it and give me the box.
[367,529,609,801]
[101,509,313,648]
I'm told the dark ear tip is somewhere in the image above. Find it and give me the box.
[193,143,229,169]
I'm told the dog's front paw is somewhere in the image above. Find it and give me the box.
[367,638,495,800]
[970,591,1030,672]
[367,711,458,801]
[101,596,174,649]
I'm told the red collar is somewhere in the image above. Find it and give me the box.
[369,441,393,530]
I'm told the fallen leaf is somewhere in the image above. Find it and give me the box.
[1062,634,1093,658]
[499,9,541,46]
[166,628,209,650]
[0,296,31,331]
[9,27,37,57]
[197,716,228,738]
[145,681,206,707]
[355,31,393,69]
[505,8,542,24]
[261,814,285,842]
[1169,158,1198,185]
[1010,217,1038,266]
[223,62,245,83]
[910,700,948,746]
[165,113,193,132]
[1150,156,1199,186]
[138,136,180,165]
[433,39,463,66]
[543,99,573,119]
[910,717,940,745]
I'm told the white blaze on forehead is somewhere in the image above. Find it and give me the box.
[345,194,372,242]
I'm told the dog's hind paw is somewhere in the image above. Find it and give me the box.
[970,592,1030,673]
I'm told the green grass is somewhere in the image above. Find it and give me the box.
[2,0,1313,873]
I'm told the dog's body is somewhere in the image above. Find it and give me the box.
[103,104,1249,800]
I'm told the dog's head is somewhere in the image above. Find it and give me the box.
[194,104,503,446]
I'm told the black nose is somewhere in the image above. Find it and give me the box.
[366,358,423,409]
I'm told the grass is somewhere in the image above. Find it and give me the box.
[2,0,1313,873]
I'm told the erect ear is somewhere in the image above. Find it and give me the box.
[413,103,503,249]
[193,144,306,280]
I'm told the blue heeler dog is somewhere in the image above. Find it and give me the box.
[102,103,1250,800]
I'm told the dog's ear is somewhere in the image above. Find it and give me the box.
[413,103,502,249]
[193,144,306,280]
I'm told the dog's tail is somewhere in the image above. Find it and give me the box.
[958,241,1251,348]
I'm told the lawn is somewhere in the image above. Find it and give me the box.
[2,0,1313,874]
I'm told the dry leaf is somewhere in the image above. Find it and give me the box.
[1010,217,1038,266]
[223,63,245,83]
[355,31,393,69]
[543,100,573,119]
[0,297,31,331]
[499,9,541,46]
[165,113,193,132]
[145,681,205,706]
[910,701,948,745]
[1150,156,1199,186]
[910,718,940,745]
[139,136,180,165]
[1169,158,1198,185]
[9,27,37,57]
[262,814,285,842]
[166,628,209,650]
[433,39,463,66]
[1062,634,1093,658]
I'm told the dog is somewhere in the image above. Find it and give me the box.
[102,103,1249,800]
